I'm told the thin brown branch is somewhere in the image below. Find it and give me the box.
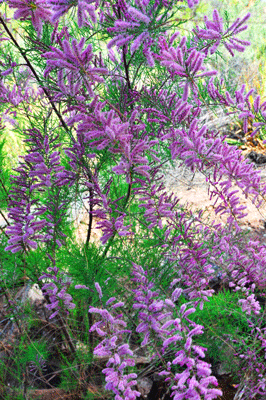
[85,188,93,247]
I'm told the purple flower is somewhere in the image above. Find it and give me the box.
[163,120,266,227]
[193,10,250,57]
[239,294,261,315]
[95,282,103,299]
[127,6,150,24]
[48,0,98,27]
[42,36,108,97]
[215,234,266,316]
[106,1,167,67]
[162,312,222,399]
[186,0,199,8]
[131,263,172,345]
[97,215,132,245]
[158,36,217,98]
[131,264,221,399]
[7,0,52,36]
[28,354,47,375]
[5,128,68,253]
[89,284,140,400]
[39,266,75,319]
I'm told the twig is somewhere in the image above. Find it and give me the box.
[85,188,93,247]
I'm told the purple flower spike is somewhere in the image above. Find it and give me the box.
[39,266,75,319]
[48,0,98,27]
[131,263,221,399]
[7,0,52,36]
[158,37,217,97]
[42,35,108,97]
[187,0,199,8]
[131,263,172,345]
[95,282,103,299]
[89,289,140,400]
[5,128,68,253]
[193,10,250,56]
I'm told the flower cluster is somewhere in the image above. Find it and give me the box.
[40,266,75,319]
[158,36,217,98]
[161,319,222,400]
[48,0,98,27]
[0,61,16,77]
[161,119,266,227]
[106,0,201,66]
[28,354,47,375]
[131,264,222,400]
[89,283,140,400]
[42,35,108,97]
[107,3,155,67]
[192,10,251,56]
[65,99,160,244]
[216,234,264,316]
[131,263,172,345]
[207,80,266,137]
[0,65,43,126]
[142,88,194,127]
[5,128,67,252]
[7,0,52,36]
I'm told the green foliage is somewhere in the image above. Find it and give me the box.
[192,290,250,336]
[58,353,80,392]
[19,340,49,367]
[0,138,10,209]
[0,236,24,285]
[186,290,251,375]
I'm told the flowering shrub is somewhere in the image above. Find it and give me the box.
[1,0,266,398]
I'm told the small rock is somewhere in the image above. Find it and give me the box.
[28,284,44,303]
[137,377,153,398]
[248,151,266,164]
